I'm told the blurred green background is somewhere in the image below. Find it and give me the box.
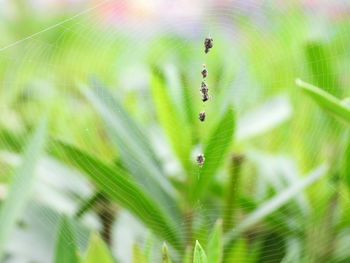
[1,0,350,262]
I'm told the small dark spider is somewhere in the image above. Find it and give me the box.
[204,37,213,53]
[202,93,209,102]
[200,81,208,93]
[201,64,208,78]
[199,111,206,122]
[197,154,205,167]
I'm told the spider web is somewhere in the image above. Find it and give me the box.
[0,0,350,262]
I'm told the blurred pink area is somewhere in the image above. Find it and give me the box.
[2,0,350,28]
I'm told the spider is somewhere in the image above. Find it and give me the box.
[199,111,206,122]
[197,154,205,167]
[201,64,208,78]
[200,81,208,94]
[202,93,209,102]
[204,37,213,53]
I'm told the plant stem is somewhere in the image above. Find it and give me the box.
[223,154,245,233]
[95,195,118,246]
[183,210,194,247]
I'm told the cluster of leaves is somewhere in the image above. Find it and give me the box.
[0,76,334,262]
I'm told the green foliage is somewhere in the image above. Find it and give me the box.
[304,41,339,96]
[206,220,223,263]
[193,241,207,263]
[192,108,235,201]
[296,79,350,123]
[50,141,183,250]
[2,4,350,262]
[225,164,328,250]
[0,120,47,260]
[162,243,172,263]
[151,72,192,171]
[84,234,115,263]
[132,243,147,263]
[82,79,180,221]
[54,216,79,263]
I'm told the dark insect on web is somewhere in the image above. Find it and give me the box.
[200,81,208,94]
[201,64,208,78]
[199,111,206,122]
[202,93,209,102]
[197,154,205,167]
[204,37,213,54]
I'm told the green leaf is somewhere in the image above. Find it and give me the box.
[50,141,183,250]
[342,135,350,189]
[304,41,339,96]
[193,240,207,263]
[0,128,183,250]
[162,242,173,263]
[224,239,249,263]
[75,191,104,218]
[143,232,154,262]
[151,72,192,170]
[296,79,350,124]
[54,216,79,263]
[82,78,180,221]
[207,220,223,263]
[0,120,47,260]
[192,108,235,200]
[132,243,146,263]
[182,246,192,263]
[224,164,328,250]
[85,233,115,263]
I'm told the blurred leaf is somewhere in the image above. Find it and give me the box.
[82,78,180,221]
[0,128,183,249]
[151,72,192,170]
[132,243,146,263]
[225,239,249,263]
[54,216,79,263]
[342,136,350,190]
[207,220,223,263]
[75,191,104,219]
[162,243,172,263]
[193,240,207,263]
[50,141,183,250]
[224,164,328,249]
[85,233,115,263]
[236,95,292,141]
[192,108,235,200]
[304,41,339,96]
[296,79,350,124]
[143,232,154,262]
[182,246,192,263]
[0,119,47,260]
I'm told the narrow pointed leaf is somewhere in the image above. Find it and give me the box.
[54,216,79,263]
[162,243,172,263]
[85,233,115,263]
[151,73,192,170]
[207,220,223,263]
[296,79,350,124]
[193,241,207,263]
[0,120,47,260]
